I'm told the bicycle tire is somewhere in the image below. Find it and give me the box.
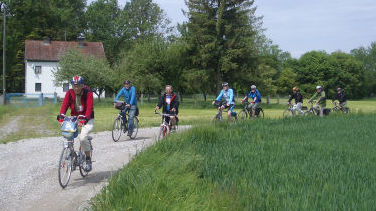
[257,109,264,118]
[112,117,122,142]
[158,125,168,141]
[238,110,248,120]
[129,117,139,139]
[283,109,293,118]
[58,147,73,188]
[304,110,315,116]
[78,150,89,177]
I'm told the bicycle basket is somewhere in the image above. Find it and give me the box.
[61,121,78,139]
[114,102,125,110]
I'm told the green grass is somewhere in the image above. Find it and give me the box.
[0,98,375,143]
[92,114,376,210]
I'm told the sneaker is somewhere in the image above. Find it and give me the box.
[85,157,92,172]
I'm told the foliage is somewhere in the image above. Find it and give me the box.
[54,48,113,100]
[92,114,376,210]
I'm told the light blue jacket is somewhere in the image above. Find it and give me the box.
[216,88,235,105]
[114,86,137,105]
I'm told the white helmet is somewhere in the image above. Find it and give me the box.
[316,85,322,90]
[251,85,256,90]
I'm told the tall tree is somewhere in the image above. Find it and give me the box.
[85,0,122,65]
[183,0,261,93]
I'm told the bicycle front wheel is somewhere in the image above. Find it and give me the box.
[58,147,73,188]
[158,125,168,141]
[79,151,89,178]
[112,117,122,142]
[238,110,248,120]
[129,117,139,139]
[257,109,264,118]
[283,109,293,118]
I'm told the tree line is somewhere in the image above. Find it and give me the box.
[1,0,375,100]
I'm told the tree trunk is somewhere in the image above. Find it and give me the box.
[147,93,151,103]
[267,95,270,104]
[141,93,144,106]
[203,92,207,101]
[277,95,280,104]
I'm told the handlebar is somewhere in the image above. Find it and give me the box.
[154,110,177,117]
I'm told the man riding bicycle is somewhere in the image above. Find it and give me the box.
[241,85,261,117]
[335,87,347,108]
[212,82,235,121]
[155,85,179,130]
[308,85,326,117]
[288,87,304,115]
[58,76,94,172]
[114,80,138,137]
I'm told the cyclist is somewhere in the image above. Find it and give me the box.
[212,82,235,121]
[287,87,304,115]
[58,76,94,172]
[155,85,179,130]
[114,80,138,137]
[308,85,326,117]
[335,87,347,108]
[241,85,261,117]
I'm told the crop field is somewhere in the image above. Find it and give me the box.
[92,114,376,210]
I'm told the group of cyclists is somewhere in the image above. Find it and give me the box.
[57,75,348,172]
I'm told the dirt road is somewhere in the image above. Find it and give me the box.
[0,126,187,211]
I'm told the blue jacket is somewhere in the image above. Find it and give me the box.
[114,86,137,105]
[216,88,235,105]
[247,89,261,103]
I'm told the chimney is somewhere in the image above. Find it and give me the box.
[77,34,85,47]
[43,37,51,45]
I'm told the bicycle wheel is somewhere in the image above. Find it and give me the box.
[112,117,122,142]
[58,147,73,188]
[238,110,248,120]
[343,107,350,114]
[283,109,293,118]
[304,110,315,116]
[79,151,89,177]
[129,117,139,139]
[158,125,168,141]
[256,109,264,118]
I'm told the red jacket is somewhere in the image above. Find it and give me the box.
[59,88,94,120]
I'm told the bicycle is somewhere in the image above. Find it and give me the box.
[304,102,330,116]
[58,115,93,189]
[331,101,349,114]
[112,101,139,142]
[212,100,237,123]
[154,111,178,140]
[238,101,264,120]
[283,103,306,118]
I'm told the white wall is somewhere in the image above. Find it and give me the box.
[25,61,105,99]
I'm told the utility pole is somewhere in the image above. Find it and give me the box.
[1,3,6,105]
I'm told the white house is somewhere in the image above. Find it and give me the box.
[24,39,106,98]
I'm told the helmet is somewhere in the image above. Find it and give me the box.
[316,85,322,90]
[222,82,229,87]
[71,75,84,85]
[293,87,298,91]
[337,87,342,91]
[124,80,131,85]
[251,85,256,90]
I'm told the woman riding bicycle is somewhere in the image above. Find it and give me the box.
[287,87,304,116]
[58,75,94,172]
[155,85,180,131]
[212,82,235,121]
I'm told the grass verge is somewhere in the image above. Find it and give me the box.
[92,114,376,210]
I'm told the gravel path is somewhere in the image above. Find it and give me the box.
[0,126,189,211]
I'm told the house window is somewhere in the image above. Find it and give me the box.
[35,83,42,92]
[34,66,42,74]
[63,83,69,92]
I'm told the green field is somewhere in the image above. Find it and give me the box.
[92,114,376,210]
[0,98,375,143]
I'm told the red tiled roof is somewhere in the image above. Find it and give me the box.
[25,40,106,61]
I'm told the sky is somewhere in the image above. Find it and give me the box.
[91,0,376,58]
